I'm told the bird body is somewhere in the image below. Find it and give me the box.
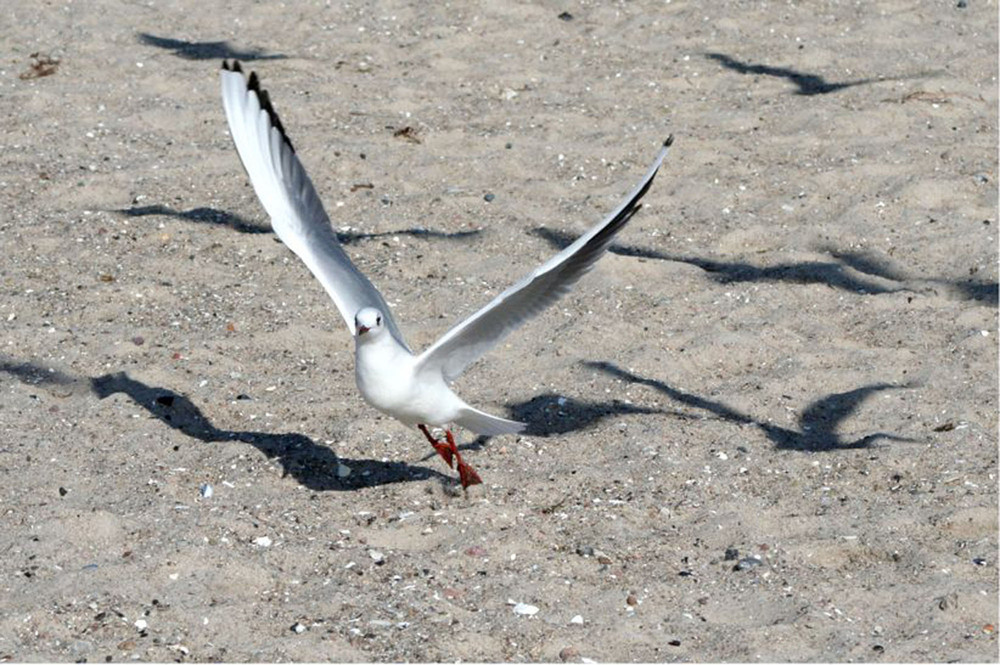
[220,60,672,487]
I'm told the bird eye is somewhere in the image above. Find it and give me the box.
[376,315,382,326]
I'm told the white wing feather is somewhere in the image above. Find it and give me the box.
[220,61,409,350]
[416,137,673,383]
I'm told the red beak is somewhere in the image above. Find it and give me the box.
[357,325,370,335]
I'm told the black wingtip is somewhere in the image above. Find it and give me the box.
[663,134,674,147]
[226,61,295,154]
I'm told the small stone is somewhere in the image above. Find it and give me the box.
[336,462,352,478]
[369,549,385,565]
[626,594,638,606]
[559,646,579,662]
[597,555,612,565]
[734,556,761,571]
[132,336,144,346]
[253,536,272,547]
[59,486,68,497]
[483,193,495,202]
[668,639,681,647]
[570,615,584,625]
[558,11,573,20]
[512,602,539,616]
[134,619,147,631]
[291,622,306,634]
[575,545,594,557]
[199,483,213,498]
[972,557,987,566]
[724,547,739,560]
[937,592,958,611]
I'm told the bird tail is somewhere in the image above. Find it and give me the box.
[455,406,526,436]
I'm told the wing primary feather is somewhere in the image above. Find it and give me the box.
[415,137,672,383]
[220,60,410,349]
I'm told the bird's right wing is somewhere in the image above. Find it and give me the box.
[220,61,409,349]
[415,137,672,383]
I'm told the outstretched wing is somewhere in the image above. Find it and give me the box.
[416,137,673,383]
[220,60,409,349]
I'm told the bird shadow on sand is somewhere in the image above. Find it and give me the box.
[532,228,998,305]
[584,361,920,451]
[113,204,483,245]
[431,393,689,458]
[703,52,920,96]
[137,33,286,62]
[0,358,450,491]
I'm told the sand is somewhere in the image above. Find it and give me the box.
[0,0,997,661]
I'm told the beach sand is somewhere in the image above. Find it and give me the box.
[0,1,997,661]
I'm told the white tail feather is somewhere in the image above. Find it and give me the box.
[455,407,526,436]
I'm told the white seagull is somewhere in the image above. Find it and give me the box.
[220,60,672,488]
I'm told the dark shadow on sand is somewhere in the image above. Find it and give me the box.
[1,358,448,491]
[138,33,286,61]
[704,52,884,95]
[584,361,919,451]
[114,204,483,245]
[533,227,906,295]
[533,228,998,305]
[116,204,269,233]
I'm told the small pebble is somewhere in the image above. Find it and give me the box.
[559,646,579,662]
[132,336,144,346]
[734,556,761,571]
[597,555,612,565]
[336,462,352,478]
[291,622,306,634]
[199,483,213,498]
[626,594,638,606]
[483,193,495,202]
[58,487,68,497]
[668,639,681,647]
[570,615,584,625]
[972,557,987,566]
[512,602,539,616]
[575,545,594,557]
[253,536,272,547]
[134,619,147,632]
[558,11,574,20]
[369,549,385,565]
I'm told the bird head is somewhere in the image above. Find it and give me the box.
[354,307,385,339]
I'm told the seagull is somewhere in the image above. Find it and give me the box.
[220,60,672,488]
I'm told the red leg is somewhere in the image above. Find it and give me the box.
[419,424,454,468]
[446,430,482,489]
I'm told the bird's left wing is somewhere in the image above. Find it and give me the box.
[220,61,409,349]
[415,137,672,383]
